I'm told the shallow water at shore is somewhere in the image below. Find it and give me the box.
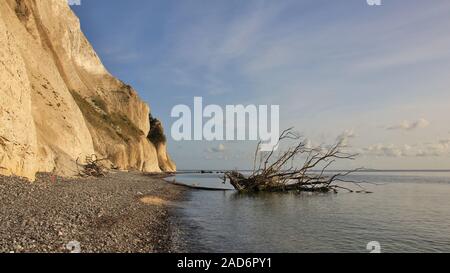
[172,172,450,253]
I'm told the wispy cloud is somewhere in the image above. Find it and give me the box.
[337,129,357,147]
[207,144,226,153]
[361,140,450,158]
[387,118,430,131]
[362,144,410,157]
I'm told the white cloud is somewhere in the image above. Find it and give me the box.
[415,141,450,157]
[337,129,356,147]
[303,138,313,149]
[387,118,430,131]
[207,144,226,153]
[362,144,406,157]
[362,139,450,158]
[439,139,450,148]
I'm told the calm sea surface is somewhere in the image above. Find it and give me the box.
[170,172,450,253]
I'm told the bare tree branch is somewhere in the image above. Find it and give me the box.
[225,128,368,193]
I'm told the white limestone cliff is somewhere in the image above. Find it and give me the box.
[0,0,176,180]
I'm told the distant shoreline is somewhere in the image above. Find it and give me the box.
[176,169,450,173]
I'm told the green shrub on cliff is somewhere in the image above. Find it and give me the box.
[148,114,167,145]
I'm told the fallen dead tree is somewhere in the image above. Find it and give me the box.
[224,128,370,193]
[76,154,108,178]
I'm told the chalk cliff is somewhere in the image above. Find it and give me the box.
[0,0,175,180]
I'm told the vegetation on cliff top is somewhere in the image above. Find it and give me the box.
[147,114,167,145]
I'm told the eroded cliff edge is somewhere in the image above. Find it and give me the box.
[0,0,176,180]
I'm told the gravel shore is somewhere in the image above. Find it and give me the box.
[0,171,186,253]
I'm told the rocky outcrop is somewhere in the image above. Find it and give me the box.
[0,0,175,180]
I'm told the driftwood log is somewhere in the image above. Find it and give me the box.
[224,128,369,193]
[76,154,108,178]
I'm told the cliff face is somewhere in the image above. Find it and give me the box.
[0,0,176,180]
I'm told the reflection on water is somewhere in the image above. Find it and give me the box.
[172,172,450,253]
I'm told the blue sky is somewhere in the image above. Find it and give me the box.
[72,0,450,170]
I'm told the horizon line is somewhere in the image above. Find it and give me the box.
[177,169,450,173]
